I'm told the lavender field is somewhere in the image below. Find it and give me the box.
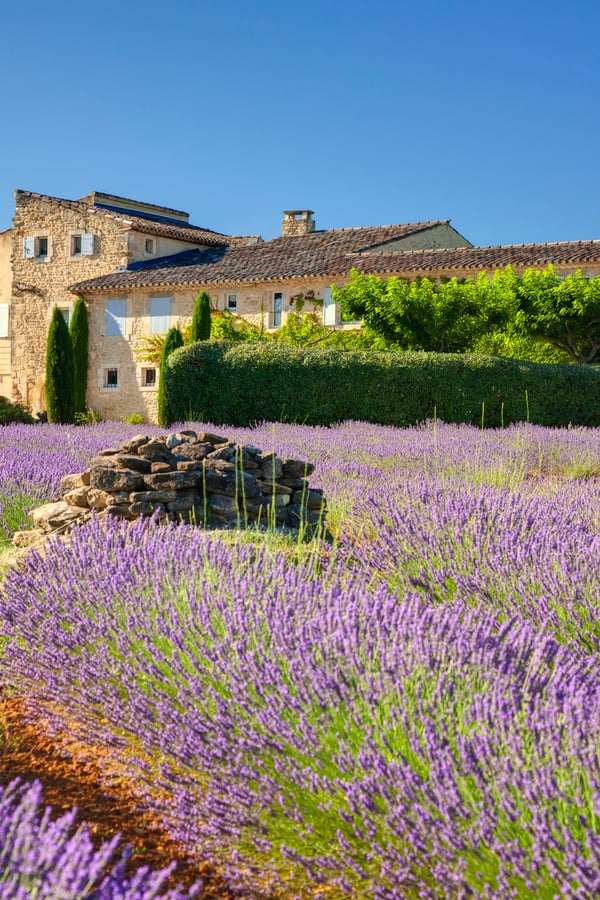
[0,420,599,898]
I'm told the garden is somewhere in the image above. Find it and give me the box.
[0,418,599,898]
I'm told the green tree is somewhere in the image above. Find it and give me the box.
[69,296,89,414]
[157,326,184,428]
[514,266,600,364]
[46,307,75,423]
[190,291,212,342]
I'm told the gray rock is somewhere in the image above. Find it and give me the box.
[121,434,151,453]
[137,439,169,461]
[90,468,144,493]
[114,454,152,473]
[28,501,85,532]
[197,431,228,445]
[59,472,87,493]
[96,447,120,457]
[282,459,315,478]
[87,489,110,509]
[130,489,179,503]
[143,471,200,490]
[292,488,326,510]
[130,501,167,517]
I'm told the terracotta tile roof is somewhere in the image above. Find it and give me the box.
[15,190,242,247]
[70,220,455,293]
[71,233,600,295]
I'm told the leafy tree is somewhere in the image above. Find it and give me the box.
[190,291,212,342]
[332,269,513,352]
[46,307,75,423]
[473,331,570,364]
[157,326,184,428]
[69,296,89,414]
[513,266,600,364]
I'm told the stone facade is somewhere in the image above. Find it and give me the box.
[2,191,227,414]
[17,430,327,545]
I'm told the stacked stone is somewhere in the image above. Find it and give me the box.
[18,430,326,544]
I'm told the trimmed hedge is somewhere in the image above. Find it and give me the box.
[166,342,600,428]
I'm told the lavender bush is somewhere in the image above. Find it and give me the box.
[0,778,198,898]
[0,420,599,896]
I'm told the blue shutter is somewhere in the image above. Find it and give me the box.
[150,297,171,334]
[81,233,94,255]
[106,299,127,336]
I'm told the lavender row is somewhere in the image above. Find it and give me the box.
[0,778,198,898]
[2,515,599,897]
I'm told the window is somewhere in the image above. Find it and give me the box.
[145,238,156,255]
[0,304,8,338]
[23,236,50,260]
[226,294,237,311]
[103,368,119,389]
[322,286,337,326]
[141,367,157,387]
[273,292,283,327]
[106,299,127,336]
[58,306,72,327]
[69,232,94,258]
[150,297,170,334]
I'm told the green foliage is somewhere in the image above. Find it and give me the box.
[45,308,75,424]
[333,265,600,363]
[123,412,145,424]
[0,397,35,425]
[166,341,600,428]
[210,310,265,342]
[74,407,103,426]
[69,297,89,415]
[190,291,212,342]
[158,327,184,428]
[473,331,571,364]
[512,266,600,363]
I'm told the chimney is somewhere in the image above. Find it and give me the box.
[281,210,315,237]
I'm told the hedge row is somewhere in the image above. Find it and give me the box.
[166,342,600,428]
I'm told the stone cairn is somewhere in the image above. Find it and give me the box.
[16,430,327,546]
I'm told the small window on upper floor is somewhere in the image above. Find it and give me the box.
[69,232,94,258]
[145,238,156,256]
[23,236,50,260]
[226,294,237,311]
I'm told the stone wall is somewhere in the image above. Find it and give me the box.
[8,192,214,415]
[17,430,327,544]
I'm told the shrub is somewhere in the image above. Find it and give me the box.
[0,396,35,425]
[190,291,212,342]
[166,341,600,428]
[158,327,184,428]
[45,308,75,424]
[69,296,89,415]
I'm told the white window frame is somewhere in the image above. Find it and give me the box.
[67,231,95,259]
[106,299,127,337]
[150,296,171,334]
[140,366,157,389]
[57,305,73,327]
[23,234,51,261]
[100,366,120,390]
[322,286,337,326]
[226,293,238,311]
[0,304,8,338]
[273,291,283,327]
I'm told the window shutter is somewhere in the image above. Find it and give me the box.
[81,233,94,255]
[106,299,127,336]
[23,237,35,258]
[322,287,336,326]
[0,305,8,338]
[150,297,171,334]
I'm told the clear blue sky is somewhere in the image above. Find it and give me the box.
[2,0,599,246]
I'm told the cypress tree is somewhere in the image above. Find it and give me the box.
[46,307,75,424]
[69,296,89,415]
[190,291,212,342]
[158,326,184,428]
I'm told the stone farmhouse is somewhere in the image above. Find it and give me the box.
[2,188,600,423]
